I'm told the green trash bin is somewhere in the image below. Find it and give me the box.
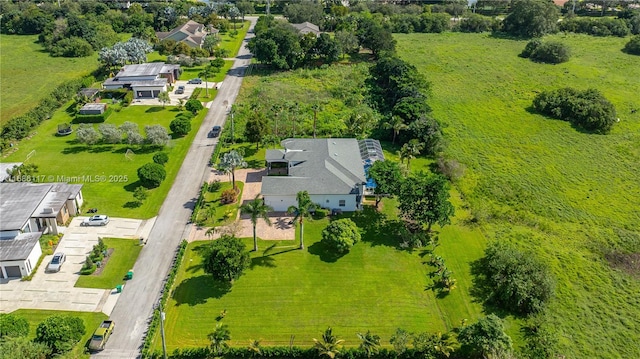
[125,270,134,280]
[116,284,123,293]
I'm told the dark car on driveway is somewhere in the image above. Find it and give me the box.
[209,125,221,138]
[188,78,202,84]
[175,86,185,94]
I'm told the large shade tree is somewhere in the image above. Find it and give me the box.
[287,191,316,250]
[398,173,455,232]
[367,160,403,208]
[240,195,273,252]
[502,0,560,38]
[203,235,251,283]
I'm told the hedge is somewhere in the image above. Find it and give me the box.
[190,87,203,100]
[73,107,113,123]
[1,76,90,149]
[141,240,188,357]
[149,346,426,359]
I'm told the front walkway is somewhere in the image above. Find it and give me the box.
[187,168,295,242]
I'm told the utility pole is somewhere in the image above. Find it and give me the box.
[266,0,271,15]
[159,302,167,359]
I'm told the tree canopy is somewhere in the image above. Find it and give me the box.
[34,315,85,355]
[398,173,455,232]
[367,160,403,208]
[203,235,251,283]
[458,315,513,358]
[321,218,361,254]
[502,0,560,38]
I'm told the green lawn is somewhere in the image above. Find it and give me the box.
[181,60,234,83]
[222,143,267,169]
[10,309,107,359]
[155,200,485,351]
[2,105,205,219]
[219,21,251,57]
[74,238,142,289]
[0,34,99,124]
[396,32,640,358]
[195,181,244,227]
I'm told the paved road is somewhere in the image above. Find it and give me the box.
[94,17,257,359]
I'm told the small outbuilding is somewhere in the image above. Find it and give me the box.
[78,103,107,115]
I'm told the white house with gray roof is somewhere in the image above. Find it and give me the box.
[262,138,378,212]
[0,182,83,278]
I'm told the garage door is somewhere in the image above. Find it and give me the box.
[264,196,297,212]
[5,266,21,278]
[137,90,152,98]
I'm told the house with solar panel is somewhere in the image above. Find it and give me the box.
[262,138,384,212]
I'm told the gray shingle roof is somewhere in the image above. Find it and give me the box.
[0,232,42,261]
[262,139,366,196]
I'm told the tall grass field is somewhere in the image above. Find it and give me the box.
[396,32,640,358]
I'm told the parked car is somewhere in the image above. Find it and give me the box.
[46,252,66,272]
[82,215,110,226]
[88,320,115,352]
[188,78,202,84]
[209,125,221,138]
[175,85,185,94]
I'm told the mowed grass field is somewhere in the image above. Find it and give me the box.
[2,105,205,218]
[155,205,486,351]
[0,34,99,124]
[396,32,640,358]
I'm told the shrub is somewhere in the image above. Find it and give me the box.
[34,315,85,355]
[532,87,617,133]
[123,91,134,106]
[0,314,29,339]
[74,107,113,123]
[144,125,170,146]
[478,242,555,315]
[203,235,251,283]
[190,87,203,100]
[458,315,512,358]
[459,14,495,33]
[314,208,328,218]
[153,152,169,165]
[208,179,222,192]
[220,188,238,204]
[98,123,122,143]
[185,99,204,114]
[170,117,191,137]
[137,162,167,188]
[321,218,361,254]
[559,17,630,37]
[76,124,101,145]
[80,256,97,275]
[623,35,640,55]
[520,40,570,64]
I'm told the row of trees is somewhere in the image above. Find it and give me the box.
[76,122,170,146]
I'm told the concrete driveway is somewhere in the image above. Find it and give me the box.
[188,168,295,241]
[129,80,220,106]
[0,217,153,315]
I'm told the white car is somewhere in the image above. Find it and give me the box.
[82,215,110,226]
[46,252,66,272]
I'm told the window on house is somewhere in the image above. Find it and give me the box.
[339,200,346,207]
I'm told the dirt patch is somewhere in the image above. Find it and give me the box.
[606,252,640,278]
[92,248,115,276]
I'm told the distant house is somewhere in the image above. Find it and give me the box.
[290,22,321,36]
[156,20,219,48]
[78,103,107,115]
[262,138,384,212]
[103,62,181,99]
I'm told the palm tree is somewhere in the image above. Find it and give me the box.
[356,330,381,358]
[248,339,262,357]
[199,65,215,97]
[205,226,217,239]
[217,150,247,191]
[433,332,454,358]
[400,139,423,171]
[240,195,273,252]
[384,115,408,144]
[287,191,316,250]
[313,327,344,359]
[208,323,231,356]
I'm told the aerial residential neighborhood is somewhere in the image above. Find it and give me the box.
[0,1,639,359]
